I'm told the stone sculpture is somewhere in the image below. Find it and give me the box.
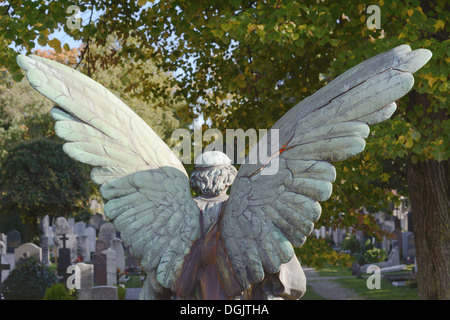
[17,45,431,299]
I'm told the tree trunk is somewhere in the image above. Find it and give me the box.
[406,157,449,299]
[405,91,449,300]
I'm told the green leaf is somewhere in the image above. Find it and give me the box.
[229,0,241,9]
[221,23,232,32]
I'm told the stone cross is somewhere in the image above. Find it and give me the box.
[57,234,71,277]
[60,234,69,248]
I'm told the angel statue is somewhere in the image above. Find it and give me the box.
[17,44,431,300]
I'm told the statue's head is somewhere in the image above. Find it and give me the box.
[190,151,237,197]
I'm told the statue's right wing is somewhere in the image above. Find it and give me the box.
[219,45,431,293]
[16,54,201,291]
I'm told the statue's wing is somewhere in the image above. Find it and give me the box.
[16,54,201,290]
[220,45,431,291]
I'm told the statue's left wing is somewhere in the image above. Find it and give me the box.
[219,45,431,292]
[16,54,201,290]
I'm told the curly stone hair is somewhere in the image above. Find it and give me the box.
[189,164,238,197]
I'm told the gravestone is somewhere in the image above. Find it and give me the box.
[102,248,117,286]
[91,214,105,232]
[57,234,71,277]
[402,232,415,259]
[125,246,140,271]
[41,236,50,265]
[95,240,108,253]
[74,261,118,300]
[0,241,5,255]
[54,217,72,235]
[6,230,20,254]
[85,226,96,252]
[92,253,107,286]
[319,226,326,238]
[56,233,78,260]
[74,221,87,238]
[68,218,75,234]
[0,253,11,299]
[14,243,42,265]
[98,222,116,247]
[0,234,6,246]
[76,262,94,300]
[110,238,125,273]
[89,286,118,300]
[77,236,91,262]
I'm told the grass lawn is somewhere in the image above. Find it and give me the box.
[334,276,418,300]
[124,275,143,288]
[314,264,419,300]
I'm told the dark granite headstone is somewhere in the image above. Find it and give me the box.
[57,234,71,276]
[6,230,21,254]
[92,253,107,286]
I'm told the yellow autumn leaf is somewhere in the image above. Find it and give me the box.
[405,138,413,149]
[407,9,414,17]
[434,20,445,31]
[40,28,50,36]
[424,73,438,87]
[47,38,61,53]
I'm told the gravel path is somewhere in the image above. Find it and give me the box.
[303,267,361,300]
[125,288,141,300]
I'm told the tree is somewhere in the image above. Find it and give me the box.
[0,139,93,241]
[1,0,447,299]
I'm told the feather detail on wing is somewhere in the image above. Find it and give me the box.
[17,54,201,290]
[219,45,432,290]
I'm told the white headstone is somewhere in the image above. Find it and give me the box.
[14,243,42,265]
[0,241,6,255]
[110,238,125,273]
[42,215,50,236]
[41,236,50,265]
[99,222,116,247]
[54,217,72,235]
[47,226,54,246]
[76,262,94,300]
[85,226,97,252]
[102,248,117,286]
[77,236,91,262]
[74,221,87,238]
[68,218,75,233]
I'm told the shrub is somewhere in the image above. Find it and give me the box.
[364,248,387,264]
[117,284,127,300]
[341,235,361,254]
[43,283,75,300]
[2,258,58,300]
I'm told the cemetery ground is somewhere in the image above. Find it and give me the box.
[122,263,420,300]
[0,214,421,300]
[301,264,419,300]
